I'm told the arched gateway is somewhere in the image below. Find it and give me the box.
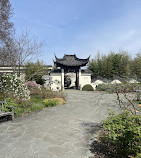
[50,54,91,90]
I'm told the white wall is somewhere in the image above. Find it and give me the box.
[91,79,140,90]
[50,73,62,91]
[80,74,91,89]
[0,66,26,82]
[50,72,92,90]
[65,72,76,87]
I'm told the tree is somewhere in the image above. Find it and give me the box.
[0,1,44,69]
[25,60,49,85]
[13,31,44,76]
[0,0,15,66]
[88,58,98,77]
[0,0,13,44]
[131,52,141,78]
[88,51,131,79]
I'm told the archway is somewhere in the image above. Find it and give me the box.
[54,54,90,90]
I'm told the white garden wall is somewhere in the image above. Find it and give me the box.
[80,74,91,89]
[50,73,62,91]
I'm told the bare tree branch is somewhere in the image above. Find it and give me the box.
[12,30,45,76]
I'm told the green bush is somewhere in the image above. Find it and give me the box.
[96,84,115,92]
[96,83,141,94]
[4,99,30,117]
[0,88,66,119]
[25,60,48,85]
[1,88,66,119]
[82,84,94,91]
[43,99,57,107]
[102,112,141,157]
[43,98,65,107]
[96,83,124,92]
[3,95,45,117]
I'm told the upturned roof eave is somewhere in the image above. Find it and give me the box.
[54,54,90,67]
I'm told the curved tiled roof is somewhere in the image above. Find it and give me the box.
[54,54,90,67]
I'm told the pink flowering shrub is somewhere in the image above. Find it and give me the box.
[25,81,40,89]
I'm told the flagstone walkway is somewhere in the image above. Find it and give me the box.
[0,90,120,158]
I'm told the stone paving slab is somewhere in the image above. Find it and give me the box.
[0,90,120,158]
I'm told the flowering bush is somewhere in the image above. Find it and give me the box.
[0,73,30,100]
[25,81,41,89]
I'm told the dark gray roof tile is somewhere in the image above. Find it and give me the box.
[54,54,90,67]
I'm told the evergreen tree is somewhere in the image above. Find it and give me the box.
[88,51,131,79]
[131,53,141,78]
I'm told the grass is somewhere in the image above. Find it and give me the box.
[43,98,65,107]
[0,88,66,118]
[30,88,66,100]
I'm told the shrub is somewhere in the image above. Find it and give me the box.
[0,73,30,101]
[82,84,94,91]
[43,98,65,107]
[96,83,123,92]
[30,88,66,100]
[96,84,113,92]
[4,98,30,117]
[1,88,65,118]
[4,95,45,117]
[53,98,65,105]
[43,99,57,107]
[96,83,141,95]
[25,81,40,89]
[25,60,48,85]
[102,112,141,157]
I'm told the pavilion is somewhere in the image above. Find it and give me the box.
[50,54,91,90]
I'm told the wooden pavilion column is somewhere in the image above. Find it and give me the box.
[61,69,64,90]
[75,69,79,89]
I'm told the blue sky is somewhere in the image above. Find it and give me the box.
[11,0,141,65]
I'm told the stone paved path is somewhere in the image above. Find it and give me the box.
[0,90,120,158]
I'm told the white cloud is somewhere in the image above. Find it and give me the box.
[121,30,137,41]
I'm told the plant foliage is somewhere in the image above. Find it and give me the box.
[88,51,130,78]
[88,51,141,79]
[25,60,49,85]
[102,112,141,157]
[30,88,66,100]
[0,73,30,101]
[43,98,65,107]
[82,84,94,91]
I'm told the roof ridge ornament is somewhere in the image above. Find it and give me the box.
[54,53,58,60]
[88,55,91,60]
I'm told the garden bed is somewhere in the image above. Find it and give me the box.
[3,94,65,118]
[90,112,141,158]
[1,87,66,118]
